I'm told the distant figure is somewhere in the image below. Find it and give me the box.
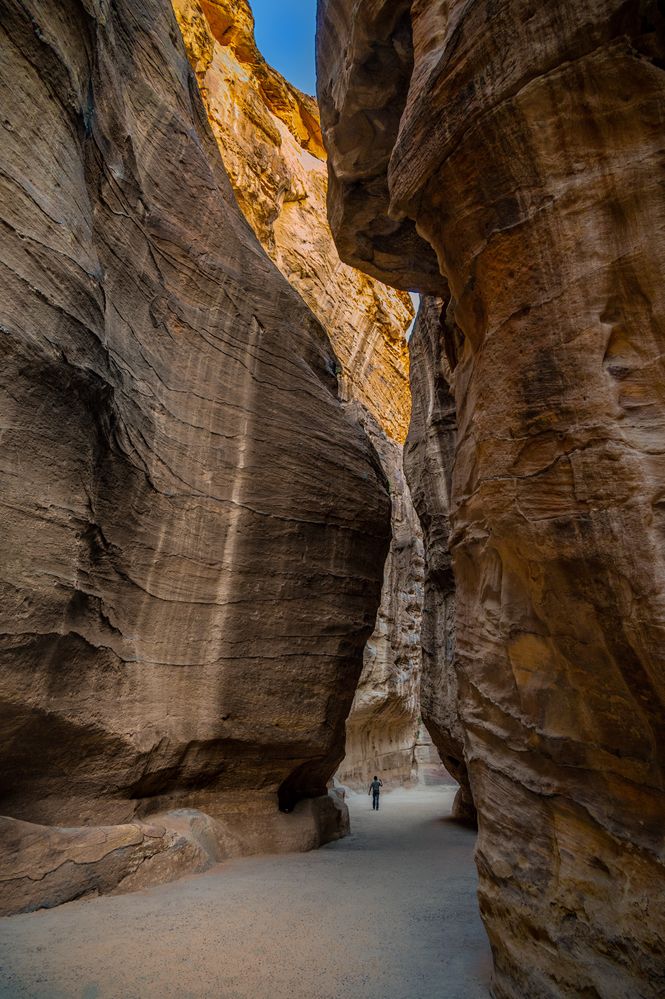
[368,775,383,810]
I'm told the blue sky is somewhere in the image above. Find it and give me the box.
[251,0,318,95]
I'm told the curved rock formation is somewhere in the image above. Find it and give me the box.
[173,0,413,443]
[318,2,665,997]
[0,0,390,910]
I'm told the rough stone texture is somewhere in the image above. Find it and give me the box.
[404,297,475,821]
[0,811,216,916]
[0,793,348,916]
[336,405,424,789]
[0,0,390,911]
[173,0,413,443]
[318,2,665,997]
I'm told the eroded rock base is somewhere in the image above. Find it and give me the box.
[0,793,348,916]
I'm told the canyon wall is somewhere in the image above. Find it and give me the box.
[172,0,427,789]
[0,0,391,913]
[336,405,424,789]
[318,2,665,997]
[404,296,474,819]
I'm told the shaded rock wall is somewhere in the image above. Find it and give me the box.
[318,2,665,996]
[173,0,425,789]
[404,297,474,820]
[0,0,390,909]
[336,405,424,789]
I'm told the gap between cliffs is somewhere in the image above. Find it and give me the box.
[168,0,468,816]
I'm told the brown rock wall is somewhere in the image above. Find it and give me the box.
[404,296,474,820]
[0,0,390,909]
[318,2,665,996]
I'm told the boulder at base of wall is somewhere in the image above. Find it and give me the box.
[0,793,348,916]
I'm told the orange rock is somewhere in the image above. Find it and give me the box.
[172,0,413,443]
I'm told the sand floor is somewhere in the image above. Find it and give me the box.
[0,787,492,999]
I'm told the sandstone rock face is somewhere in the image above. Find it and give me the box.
[319,2,665,996]
[0,0,390,910]
[173,0,413,443]
[404,297,474,821]
[172,0,424,790]
[336,406,424,789]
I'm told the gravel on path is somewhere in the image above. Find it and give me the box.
[0,787,492,999]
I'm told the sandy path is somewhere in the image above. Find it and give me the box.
[0,788,492,999]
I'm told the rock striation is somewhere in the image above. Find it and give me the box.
[318,2,665,997]
[172,0,413,443]
[0,0,389,911]
[172,0,424,790]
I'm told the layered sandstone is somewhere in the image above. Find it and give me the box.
[0,0,390,911]
[172,0,413,443]
[413,721,455,787]
[319,2,665,997]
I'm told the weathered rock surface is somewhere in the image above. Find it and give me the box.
[0,0,390,911]
[172,0,424,789]
[336,405,424,789]
[319,2,665,996]
[173,0,413,443]
[404,297,474,821]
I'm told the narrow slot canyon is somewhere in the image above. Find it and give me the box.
[0,2,664,998]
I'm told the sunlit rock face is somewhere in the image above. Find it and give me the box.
[318,2,665,996]
[172,0,413,444]
[0,0,389,910]
[174,0,426,789]
[335,406,424,790]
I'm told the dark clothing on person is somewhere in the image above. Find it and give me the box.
[369,778,383,810]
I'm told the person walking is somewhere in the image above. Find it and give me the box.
[368,775,383,810]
